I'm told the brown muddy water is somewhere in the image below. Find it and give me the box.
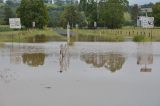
[0,42,160,106]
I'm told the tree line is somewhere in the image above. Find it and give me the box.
[0,0,160,29]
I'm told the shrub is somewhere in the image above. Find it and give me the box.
[133,35,151,42]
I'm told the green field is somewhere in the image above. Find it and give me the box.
[72,28,160,42]
[0,27,66,42]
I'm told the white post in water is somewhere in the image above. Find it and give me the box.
[67,23,70,44]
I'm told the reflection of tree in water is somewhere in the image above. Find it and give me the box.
[137,43,153,72]
[81,52,125,73]
[22,53,45,67]
[104,54,125,72]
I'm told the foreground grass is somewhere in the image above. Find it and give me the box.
[0,28,66,42]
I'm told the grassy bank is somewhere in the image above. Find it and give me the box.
[0,28,66,42]
[72,29,124,42]
[0,26,160,42]
[72,28,160,42]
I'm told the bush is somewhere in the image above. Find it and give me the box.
[17,0,49,29]
[133,35,151,42]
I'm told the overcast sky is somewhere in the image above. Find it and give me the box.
[129,0,160,5]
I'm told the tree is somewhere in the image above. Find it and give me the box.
[79,0,128,28]
[85,0,97,28]
[60,5,85,28]
[104,0,129,28]
[4,5,14,24]
[48,10,62,27]
[79,0,87,11]
[130,4,139,26]
[98,0,107,27]
[17,0,49,29]
[152,3,160,26]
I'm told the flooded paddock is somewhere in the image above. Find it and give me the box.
[0,42,160,106]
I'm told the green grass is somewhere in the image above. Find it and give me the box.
[71,28,160,42]
[0,27,160,42]
[0,25,13,32]
[133,35,151,42]
[72,29,124,42]
[0,28,66,42]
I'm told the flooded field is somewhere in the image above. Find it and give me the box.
[0,42,160,106]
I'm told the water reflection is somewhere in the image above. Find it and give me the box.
[28,34,47,43]
[59,44,70,73]
[22,53,45,67]
[10,44,46,67]
[80,52,125,73]
[10,45,22,64]
[0,43,5,48]
[137,43,153,72]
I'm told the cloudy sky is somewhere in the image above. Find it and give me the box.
[129,0,159,5]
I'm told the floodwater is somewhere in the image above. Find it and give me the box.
[0,42,160,106]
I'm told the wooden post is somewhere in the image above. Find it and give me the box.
[67,23,70,44]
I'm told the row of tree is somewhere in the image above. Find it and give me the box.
[48,0,160,28]
[57,0,129,29]
[1,0,160,29]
